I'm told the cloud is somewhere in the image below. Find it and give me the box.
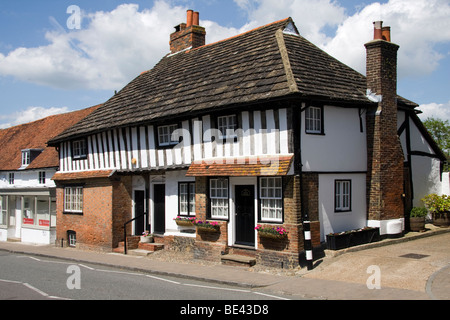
[234,0,450,79]
[0,0,448,95]
[0,1,187,91]
[0,106,70,129]
[417,101,450,122]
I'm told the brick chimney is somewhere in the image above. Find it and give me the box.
[365,21,405,235]
[170,10,206,54]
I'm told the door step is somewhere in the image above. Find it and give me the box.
[113,241,164,254]
[128,249,153,257]
[221,254,256,267]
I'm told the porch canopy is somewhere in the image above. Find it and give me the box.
[186,155,293,177]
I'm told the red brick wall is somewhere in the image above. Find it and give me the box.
[192,175,320,268]
[56,177,132,252]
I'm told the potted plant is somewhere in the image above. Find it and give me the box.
[255,225,288,240]
[421,194,450,227]
[140,231,153,243]
[174,216,195,227]
[409,207,428,232]
[193,220,220,232]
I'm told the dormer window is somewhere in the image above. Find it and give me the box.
[20,149,43,169]
[22,150,31,167]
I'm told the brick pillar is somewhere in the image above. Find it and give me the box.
[365,21,405,226]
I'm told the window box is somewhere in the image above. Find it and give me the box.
[326,227,380,250]
[255,225,288,240]
[174,216,195,227]
[193,220,220,233]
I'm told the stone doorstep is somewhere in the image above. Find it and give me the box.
[221,254,256,267]
[138,242,164,252]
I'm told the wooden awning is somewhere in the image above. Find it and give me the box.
[186,155,293,177]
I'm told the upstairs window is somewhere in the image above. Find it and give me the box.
[8,173,14,185]
[305,106,323,134]
[157,124,179,147]
[72,139,87,159]
[217,115,237,139]
[39,172,46,184]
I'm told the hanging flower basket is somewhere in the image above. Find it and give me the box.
[193,220,220,233]
[174,216,195,227]
[255,225,288,240]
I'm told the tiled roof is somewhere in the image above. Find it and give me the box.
[0,105,100,171]
[48,18,418,144]
[186,156,293,177]
[51,170,115,181]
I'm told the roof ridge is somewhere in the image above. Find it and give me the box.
[186,17,291,53]
[275,28,299,93]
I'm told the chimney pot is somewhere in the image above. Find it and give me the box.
[187,10,193,27]
[193,12,200,26]
[373,21,383,40]
[382,26,391,42]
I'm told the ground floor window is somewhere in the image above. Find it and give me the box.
[259,177,283,222]
[179,182,195,216]
[0,196,7,226]
[210,178,229,219]
[67,230,76,247]
[64,186,83,214]
[335,180,351,212]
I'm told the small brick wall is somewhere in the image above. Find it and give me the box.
[56,176,132,252]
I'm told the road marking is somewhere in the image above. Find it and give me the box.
[183,283,251,293]
[253,291,291,300]
[13,254,290,300]
[23,282,49,297]
[146,274,181,285]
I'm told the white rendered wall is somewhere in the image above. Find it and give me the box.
[318,173,367,241]
[301,105,367,172]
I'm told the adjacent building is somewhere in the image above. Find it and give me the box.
[0,106,99,244]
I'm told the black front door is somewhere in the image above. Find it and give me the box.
[134,190,145,236]
[235,185,255,246]
[154,184,165,234]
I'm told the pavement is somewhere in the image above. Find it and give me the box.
[1,224,449,300]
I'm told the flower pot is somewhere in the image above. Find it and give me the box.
[433,211,450,227]
[140,236,153,243]
[410,217,425,232]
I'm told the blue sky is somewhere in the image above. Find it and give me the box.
[0,0,449,128]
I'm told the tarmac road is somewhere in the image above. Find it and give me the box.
[0,225,449,300]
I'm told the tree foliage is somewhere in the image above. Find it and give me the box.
[423,117,450,157]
